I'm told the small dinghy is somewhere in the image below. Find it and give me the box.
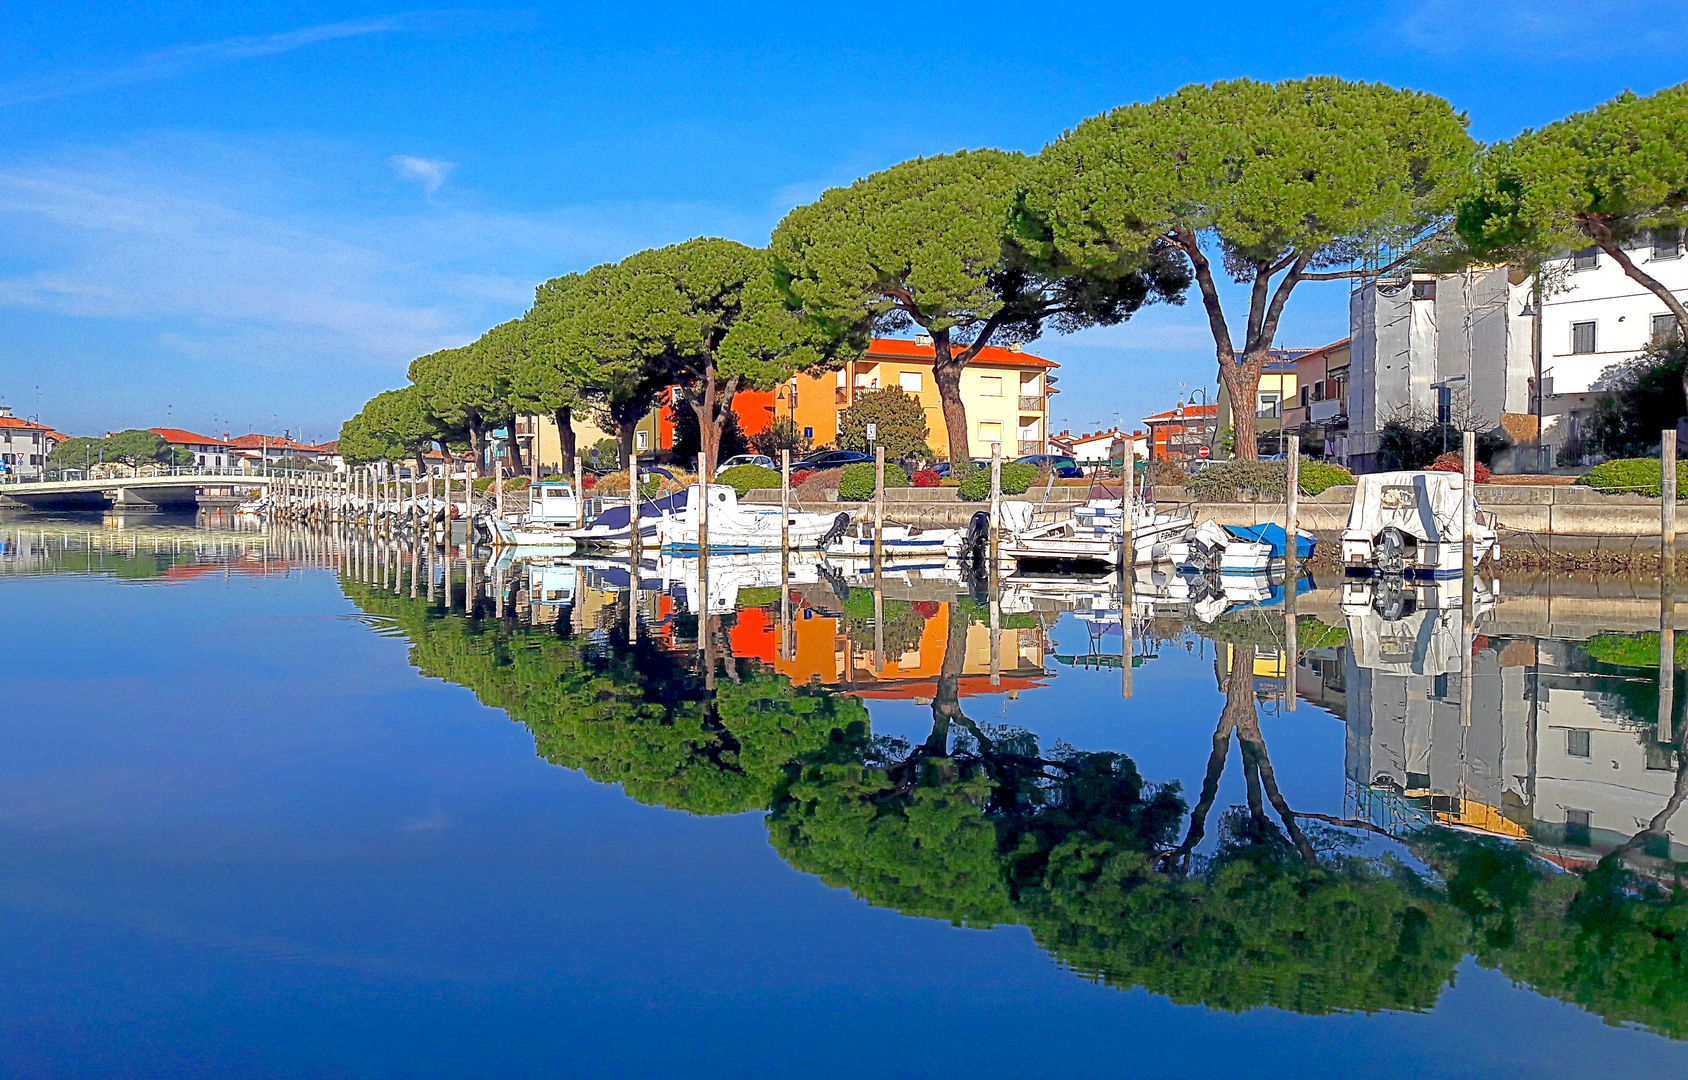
[1182,520,1316,575]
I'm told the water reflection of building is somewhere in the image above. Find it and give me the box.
[1325,581,1686,864]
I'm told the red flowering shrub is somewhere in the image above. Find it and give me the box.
[910,469,941,488]
[1426,451,1490,483]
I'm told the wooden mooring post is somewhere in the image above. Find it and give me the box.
[1285,434,1299,713]
[1662,429,1677,744]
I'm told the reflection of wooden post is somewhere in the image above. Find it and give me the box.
[697,453,709,627]
[1462,429,1476,616]
[780,449,791,556]
[1662,430,1677,743]
[1285,434,1299,713]
[628,456,640,641]
[874,446,885,567]
[874,583,885,675]
[1122,436,1134,699]
[989,560,1002,688]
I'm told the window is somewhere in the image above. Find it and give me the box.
[635,430,649,451]
[1571,321,1597,354]
[1566,729,1591,758]
[898,371,922,393]
[1646,742,1676,771]
[979,376,1002,397]
[1411,279,1436,301]
[1654,313,1683,346]
[1256,393,1280,418]
[1572,246,1599,271]
[978,421,1003,446]
[1653,228,1684,261]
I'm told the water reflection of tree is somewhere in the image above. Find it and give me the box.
[341,575,1688,1036]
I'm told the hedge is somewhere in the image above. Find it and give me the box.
[838,461,910,501]
[958,462,1037,501]
[1185,458,1352,501]
[1575,458,1688,498]
[716,463,783,497]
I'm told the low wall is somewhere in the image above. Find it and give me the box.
[745,481,1676,538]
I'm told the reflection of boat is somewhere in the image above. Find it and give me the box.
[823,521,961,558]
[1341,471,1498,577]
[657,485,849,553]
[526,562,578,607]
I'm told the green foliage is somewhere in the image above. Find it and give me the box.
[1186,459,1353,501]
[587,438,621,470]
[1298,460,1354,495]
[1457,84,1688,272]
[1575,457,1688,497]
[958,461,1037,500]
[836,387,933,462]
[749,416,810,458]
[717,463,782,497]
[1570,343,1688,461]
[1378,420,1510,472]
[1025,78,1474,460]
[838,461,910,501]
[339,385,438,464]
[772,149,1185,462]
[956,595,1039,629]
[1583,632,1688,668]
[48,429,172,468]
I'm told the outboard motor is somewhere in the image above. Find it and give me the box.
[960,511,991,571]
[1376,526,1409,576]
[818,512,851,550]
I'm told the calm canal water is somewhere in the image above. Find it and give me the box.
[4,516,1688,1078]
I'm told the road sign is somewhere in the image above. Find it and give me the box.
[1198,445,1210,458]
[865,423,878,440]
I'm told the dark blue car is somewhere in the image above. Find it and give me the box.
[797,450,875,470]
[1014,454,1083,478]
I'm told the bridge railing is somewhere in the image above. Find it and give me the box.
[4,463,319,486]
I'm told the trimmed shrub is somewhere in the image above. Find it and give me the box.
[958,462,1037,501]
[910,469,941,488]
[1299,460,1355,495]
[1186,458,1353,501]
[1426,452,1490,483]
[717,463,782,497]
[1576,457,1688,497]
[838,461,911,501]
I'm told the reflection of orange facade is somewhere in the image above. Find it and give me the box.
[729,601,1050,698]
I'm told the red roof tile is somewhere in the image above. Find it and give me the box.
[864,337,1058,369]
[147,427,233,447]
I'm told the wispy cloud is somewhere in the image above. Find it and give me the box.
[390,155,456,196]
[0,14,430,107]
[1396,0,1688,59]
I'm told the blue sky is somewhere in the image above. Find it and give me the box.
[1,3,1685,443]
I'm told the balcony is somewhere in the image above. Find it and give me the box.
[1018,395,1043,411]
[1018,439,1043,455]
[1310,398,1343,423]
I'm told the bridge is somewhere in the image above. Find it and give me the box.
[0,471,275,511]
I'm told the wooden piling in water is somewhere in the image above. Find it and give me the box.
[989,449,1002,565]
[874,446,885,567]
[1663,429,1677,743]
[1285,433,1299,713]
[1122,436,1134,700]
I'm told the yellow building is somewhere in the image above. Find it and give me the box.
[789,336,1056,459]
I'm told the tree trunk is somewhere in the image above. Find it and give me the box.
[687,367,740,480]
[1222,357,1264,461]
[616,416,637,473]
[931,328,972,466]
[554,407,576,477]
[468,424,484,481]
[504,415,526,474]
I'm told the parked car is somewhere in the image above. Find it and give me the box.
[929,460,991,478]
[797,450,874,470]
[719,453,775,470]
[1013,454,1083,478]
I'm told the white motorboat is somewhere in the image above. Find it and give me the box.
[487,480,585,549]
[1341,471,1499,578]
[565,490,688,550]
[655,484,849,553]
[968,497,1196,568]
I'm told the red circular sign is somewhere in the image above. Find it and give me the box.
[1198,446,1211,458]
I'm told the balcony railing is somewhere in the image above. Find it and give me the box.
[1018,395,1043,411]
[1018,439,1043,455]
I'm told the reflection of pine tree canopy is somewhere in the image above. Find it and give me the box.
[342,579,1688,1033]
[342,582,865,816]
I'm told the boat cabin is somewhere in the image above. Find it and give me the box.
[528,481,583,526]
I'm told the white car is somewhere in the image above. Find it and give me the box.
[719,454,775,470]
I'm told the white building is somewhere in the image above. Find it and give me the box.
[0,406,51,481]
[147,428,234,470]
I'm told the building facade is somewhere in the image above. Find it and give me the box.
[0,407,51,481]
[1280,337,1351,459]
[1141,403,1218,462]
[147,428,235,470]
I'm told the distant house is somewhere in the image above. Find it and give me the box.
[1142,403,1219,462]
[1050,427,1147,462]
[226,433,329,468]
[0,406,51,480]
[1280,338,1351,460]
[147,428,235,470]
